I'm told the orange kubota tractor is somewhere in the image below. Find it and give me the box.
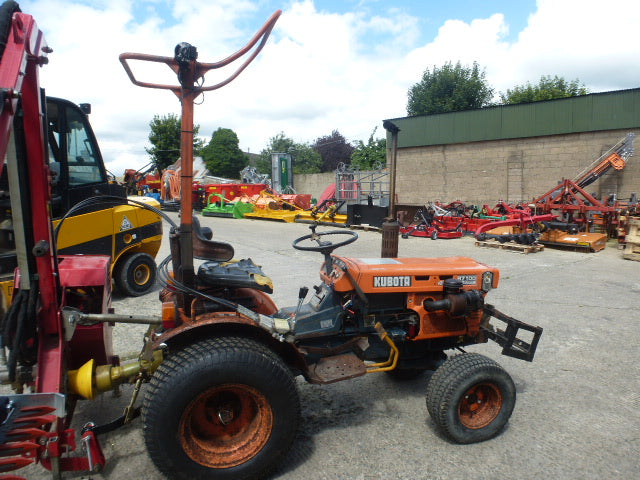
[0,3,542,480]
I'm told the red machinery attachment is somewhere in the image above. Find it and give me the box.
[473,134,635,251]
[474,212,555,244]
[527,133,635,250]
[532,133,635,233]
[400,205,463,240]
[123,162,162,196]
[0,2,115,475]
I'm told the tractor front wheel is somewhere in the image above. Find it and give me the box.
[114,252,157,296]
[142,336,300,480]
[425,353,515,444]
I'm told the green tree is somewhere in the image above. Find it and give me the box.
[312,130,354,172]
[407,61,494,116]
[257,132,322,175]
[351,127,387,170]
[201,127,248,179]
[146,113,204,170]
[291,144,323,174]
[500,75,588,104]
[256,132,293,173]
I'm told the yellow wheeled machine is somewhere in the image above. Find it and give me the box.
[0,96,163,308]
[53,195,163,295]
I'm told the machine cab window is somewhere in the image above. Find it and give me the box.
[48,98,106,187]
[65,106,103,186]
[47,97,116,216]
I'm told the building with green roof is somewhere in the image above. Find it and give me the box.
[384,88,640,206]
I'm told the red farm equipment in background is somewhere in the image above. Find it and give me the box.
[530,133,635,248]
[400,204,463,240]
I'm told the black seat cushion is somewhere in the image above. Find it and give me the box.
[197,258,273,293]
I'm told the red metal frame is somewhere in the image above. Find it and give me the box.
[0,8,111,476]
[531,178,621,232]
[533,178,617,215]
[530,134,635,233]
[0,9,63,394]
[474,213,555,237]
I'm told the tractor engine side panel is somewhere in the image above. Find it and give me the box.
[407,292,484,340]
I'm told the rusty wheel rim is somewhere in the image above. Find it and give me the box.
[133,263,151,286]
[179,384,273,468]
[458,382,503,429]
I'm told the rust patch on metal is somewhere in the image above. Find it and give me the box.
[179,384,273,468]
[458,382,503,429]
[153,312,255,347]
[307,353,367,384]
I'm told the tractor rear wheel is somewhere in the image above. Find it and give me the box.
[425,353,515,444]
[114,252,156,296]
[142,336,300,480]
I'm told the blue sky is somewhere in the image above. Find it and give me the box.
[20,0,640,174]
[128,1,537,42]
[282,1,537,41]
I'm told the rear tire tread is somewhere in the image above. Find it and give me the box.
[143,336,300,480]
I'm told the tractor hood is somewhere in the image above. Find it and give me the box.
[323,256,500,294]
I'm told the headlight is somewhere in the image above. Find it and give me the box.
[481,271,494,291]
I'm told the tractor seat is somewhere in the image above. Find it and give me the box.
[197,258,273,293]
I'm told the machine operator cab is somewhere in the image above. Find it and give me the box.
[46,97,125,217]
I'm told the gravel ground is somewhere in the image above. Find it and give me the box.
[7,212,640,479]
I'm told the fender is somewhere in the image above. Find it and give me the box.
[153,310,261,347]
[153,288,307,372]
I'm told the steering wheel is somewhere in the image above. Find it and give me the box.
[293,228,358,275]
[292,229,358,253]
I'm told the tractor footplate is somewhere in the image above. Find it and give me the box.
[307,353,367,384]
[482,304,543,362]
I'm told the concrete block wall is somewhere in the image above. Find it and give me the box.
[393,129,640,206]
[292,129,639,208]
[293,172,335,201]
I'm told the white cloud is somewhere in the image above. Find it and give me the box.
[401,14,511,86]
[18,0,640,175]
[503,0,640,92]
[398,0,640,100]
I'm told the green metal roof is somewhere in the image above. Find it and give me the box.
[384,88,640,148]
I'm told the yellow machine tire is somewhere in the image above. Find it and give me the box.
[114,252,157,297]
